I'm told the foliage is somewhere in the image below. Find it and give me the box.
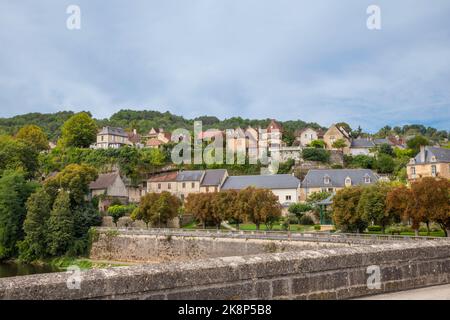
[131,192,181,228]
[277,159,295,174]
[377,143,394,156]
[309,140,326,148]
[0,170,38,260]
[306,191,332,203]
[332,186,367,233]
[16,124,49,152]
[288,203,312,219]
[375,154,395,174]
[107,204,136,226]
[302,148,330,163]
[60,112,97,148]
[406,135,430,154]
[332,138,347,150]
[345,154,375,169]
[299,215,315,225]
[47,191,74,256]
[0,135,39,179]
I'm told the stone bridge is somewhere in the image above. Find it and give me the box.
[0,228,448,300]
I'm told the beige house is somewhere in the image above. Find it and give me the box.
[89,173,129,211]
[301,169,379,201]
[407,146,450,181]
[294,128,324,147]
[323,124,352,154]
[147,169,228,202]
[94,127,132,149]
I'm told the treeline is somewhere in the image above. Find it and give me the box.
[332,178,450,236]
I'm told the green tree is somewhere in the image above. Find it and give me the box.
[332,186,367,233]
[375,154,395,174]
[18,189,52,262]
[377,143,394,156]
[0,135,39,179]
[16,124,49,152]
[406,135,430,154]
[332,138,348,151]
[309,140,326,149]
[302,148,330,162]
[47,191,74,256]
[0,170,38,260]
[60,112,97,148]
[108,204,135,226]
[153,192,182,227]
[288,203,312,219]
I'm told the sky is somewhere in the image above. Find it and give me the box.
[0,0,449,132]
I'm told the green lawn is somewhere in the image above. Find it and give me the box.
[365,230,446,237]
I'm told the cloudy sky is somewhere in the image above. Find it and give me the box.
[0,0,449,131]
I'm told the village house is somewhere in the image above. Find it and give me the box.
[94,126,132,149]
[349,138,375,156]
[294,127,324,147]
[221,174,301,214]
[127,129,142,147]
[144,128,172,149]
[323,124,352,154]
[147,169,228,202]
[407,146,450,181]
[300,169,379,201]
[89,172,129,211]
[265,119,284,148]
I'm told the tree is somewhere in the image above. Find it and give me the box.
[108,204,135,226]
[302,148,330,162]
[244,187,282,230]
[131,193,159,228]
[44,164,98,205]
[378,143,394,156]
[288,203,312,220]
[332,186,367,233]
[357,183,396,233]
[332,139,348,152]
[16,124,49,152]
[185,193,214,229]
[375,154,395,174]
[0,135,39,179]
[47,191,74,256]
[18,189,52,262]
[154,192,182,227]
[0,170,38,260]
[306,191,332,203]
[406,135,430,154]
[60,112,97,148]
[309,140,326,149]
[411,178,450,237]
[346,154,375,169]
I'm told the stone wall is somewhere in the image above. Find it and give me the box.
[1,241,448,300]
[90,233,348,263]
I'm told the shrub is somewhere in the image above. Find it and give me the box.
[314,225,321,231]
[302,148,330,163]
[299,215,314,225]
[367,225,382,232]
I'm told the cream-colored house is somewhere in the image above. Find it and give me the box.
[294,128,323,147]
[301,169,379,201]
[94,127,132,149]
[323,124,352,154]
[407,146,450,181]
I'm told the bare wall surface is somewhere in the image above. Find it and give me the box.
[0,240,449,300]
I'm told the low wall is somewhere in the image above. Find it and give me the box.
[90,233,349,263]
[0,241,449,300]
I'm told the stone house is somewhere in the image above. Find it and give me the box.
[89,172,129,211]
[407,146,450,181]
[294,128,324,147]
[323,124,352,154]
[94,126,132,149]
[300,169,379,201]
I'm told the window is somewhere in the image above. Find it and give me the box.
[345,177,352,187]
[364,175,371,184]
[411,167,416,175]
[168,183,171,190]
[323,175,330,185]
[431,165,437,176]
[182,182,186,188]
[101,135,104,141]
[286,195,292,201]
[206,187,209,192]
[157,183,161,190]
[191,182,195,188]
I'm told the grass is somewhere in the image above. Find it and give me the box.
[182,222,315,232]
[365,230,446,237]
[48,257,128,270]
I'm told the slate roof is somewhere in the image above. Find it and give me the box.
[98,126,128,137]
[351,139,375,148]
[89,173,120,190]
[373,138,390,146]
[176,170,205,182]
[221,174,300,190]
[201,169,228,186]
[302,169,378,188]
[413,146,450,164]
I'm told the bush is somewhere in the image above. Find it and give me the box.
[367,225,382,232]
[302,148,330,163]
[314,225,321,231]
[299,215,314,225]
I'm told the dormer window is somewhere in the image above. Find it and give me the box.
[364,175,371,184]
[345,177,352,187]
[431,156,437,163]
[324,175,330,185]
[409,158,416,165]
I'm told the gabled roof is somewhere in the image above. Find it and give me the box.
[98,127,128,137]
[351,139,375,148]
[302,169,378,188]
[267,119,283,133]
[201,169,228,186]
[413,146,450,164]
[221,174,300,190]
[148,171,178,182]
[89,173,120,190]
[127,130,141,144]
[176,170,205,182]
[373,138,390,146]
[146,138,164,147]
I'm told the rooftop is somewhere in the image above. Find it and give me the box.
[222,174,300,190]
[89,173,120,190]
[302,169,378,188]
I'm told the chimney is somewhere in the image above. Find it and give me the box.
[420,145,426,163]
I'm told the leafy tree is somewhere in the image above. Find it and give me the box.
[346,154,375,169]
[0,135,39,179]
[302,148,330,162]
[70,203,102,255]
[131,193,159,228]
[406,135,430,154]
[60,112,97,148]
[357,183,396,233]
[332,139,348,151]
[288,203,312,219]
[47,191,74,256]
[185,193,214,229]
[306,191,332,203]
[377,143,394,156]
[16,124,49,152]
[18,189,52,262]
[0,170,38,260]
[108,204,136,226]
[154,192,182,227]
[375,154,395,174]
[309,140,326,149]
[332,186,367,233]
[244,187,281,230]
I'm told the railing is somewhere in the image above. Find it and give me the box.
[96,227,448,244]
